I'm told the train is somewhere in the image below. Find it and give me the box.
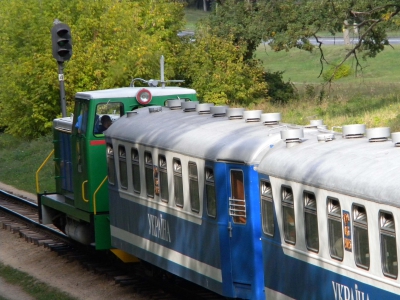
[37,58,400,298]
[104,105,400,300]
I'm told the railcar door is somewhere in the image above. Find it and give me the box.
[223,163,262,299]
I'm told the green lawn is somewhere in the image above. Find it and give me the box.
[0,262,77,300]
[257,44,400,84]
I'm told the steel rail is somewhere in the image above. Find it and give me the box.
[0,189,68,239]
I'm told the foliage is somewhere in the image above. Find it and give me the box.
[264,71,298,103]
[322,64,352,82]
[0,0,186,138]
[208,0,400,80]
[177,27,268,105]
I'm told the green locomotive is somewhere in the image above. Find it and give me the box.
[37,58,197,252]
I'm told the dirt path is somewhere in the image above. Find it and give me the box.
[0,182,145,300]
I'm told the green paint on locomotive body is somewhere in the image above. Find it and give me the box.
[42,86,197,250]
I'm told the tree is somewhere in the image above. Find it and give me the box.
[177,27,268,105]
[0,0,186,138]
[207,0,400,80]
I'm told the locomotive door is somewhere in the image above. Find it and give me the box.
[72,100,90,209]
[226,165,253,289]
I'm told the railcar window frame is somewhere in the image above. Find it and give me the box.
[144,151,154,198]
[173,158,184,208]
[229,170,246,224]
[188,162,200,213]
[131,148,140,194]
[353,204,370,270]
[118,145,128,189]
[106,144,115,185]
[158,155,169,203]
[260,180,274,237]
[282,185,296,245]
[327,197,343,261]
[379,210,398,279]
[205,167,216,218]
[304,191,319,252]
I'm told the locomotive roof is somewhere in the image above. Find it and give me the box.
[75,87,196,100]
[105,106,296,164]
[258,130,400,207]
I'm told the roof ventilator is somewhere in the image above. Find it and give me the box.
[211,106,228,117]
[182,101,198,112]
[261,113,281,125]
[196,103,214,114]
[227,108,245,120]
[281,128,304,148]
[167,99,183,110]
[305,119,325,129]
[366,127,390,142]
[317,133,335,142]
[244,110,262,122]
[392,132,400,147]
[127,111,138,118]
[148,106,162,113]
[342,124,366,139]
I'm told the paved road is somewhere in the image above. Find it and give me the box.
[178,32,400,46]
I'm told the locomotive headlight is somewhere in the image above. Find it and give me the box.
[136,88,152,105]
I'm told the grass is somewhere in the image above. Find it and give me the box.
[184,8,208,31]
[254,42,400,131]
[257,44,400,84]
[0,262,78,300]
[0,134,55,194]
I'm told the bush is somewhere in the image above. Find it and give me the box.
[322,64,352,82]
[264,71,298,103]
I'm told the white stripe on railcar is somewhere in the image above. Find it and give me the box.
[111,226,222,282]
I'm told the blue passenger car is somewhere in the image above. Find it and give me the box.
[257,126,400,299]
[105,104,290,299]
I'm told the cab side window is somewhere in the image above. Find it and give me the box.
[94,102,124,136]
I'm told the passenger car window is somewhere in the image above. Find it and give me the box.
[260,180,274,236]
[380,211,398,278]
[327,197,343,260]
[189,162,200,213]
[173,158,184,207]
[282,186,295,244]
[159,155,169,203]
[131,148,140,194]
[353,205,370,269]
[145,152,154,198]
[304,191,318,252]
[205,167,216,217]
[118,146,127,189]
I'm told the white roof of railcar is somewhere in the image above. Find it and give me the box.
[75,87,196,100]
[105,106,297,164]
[258,130,400,207]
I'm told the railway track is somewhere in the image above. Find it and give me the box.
[0,189,225,300]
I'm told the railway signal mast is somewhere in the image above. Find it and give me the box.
[51,19,72,117]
